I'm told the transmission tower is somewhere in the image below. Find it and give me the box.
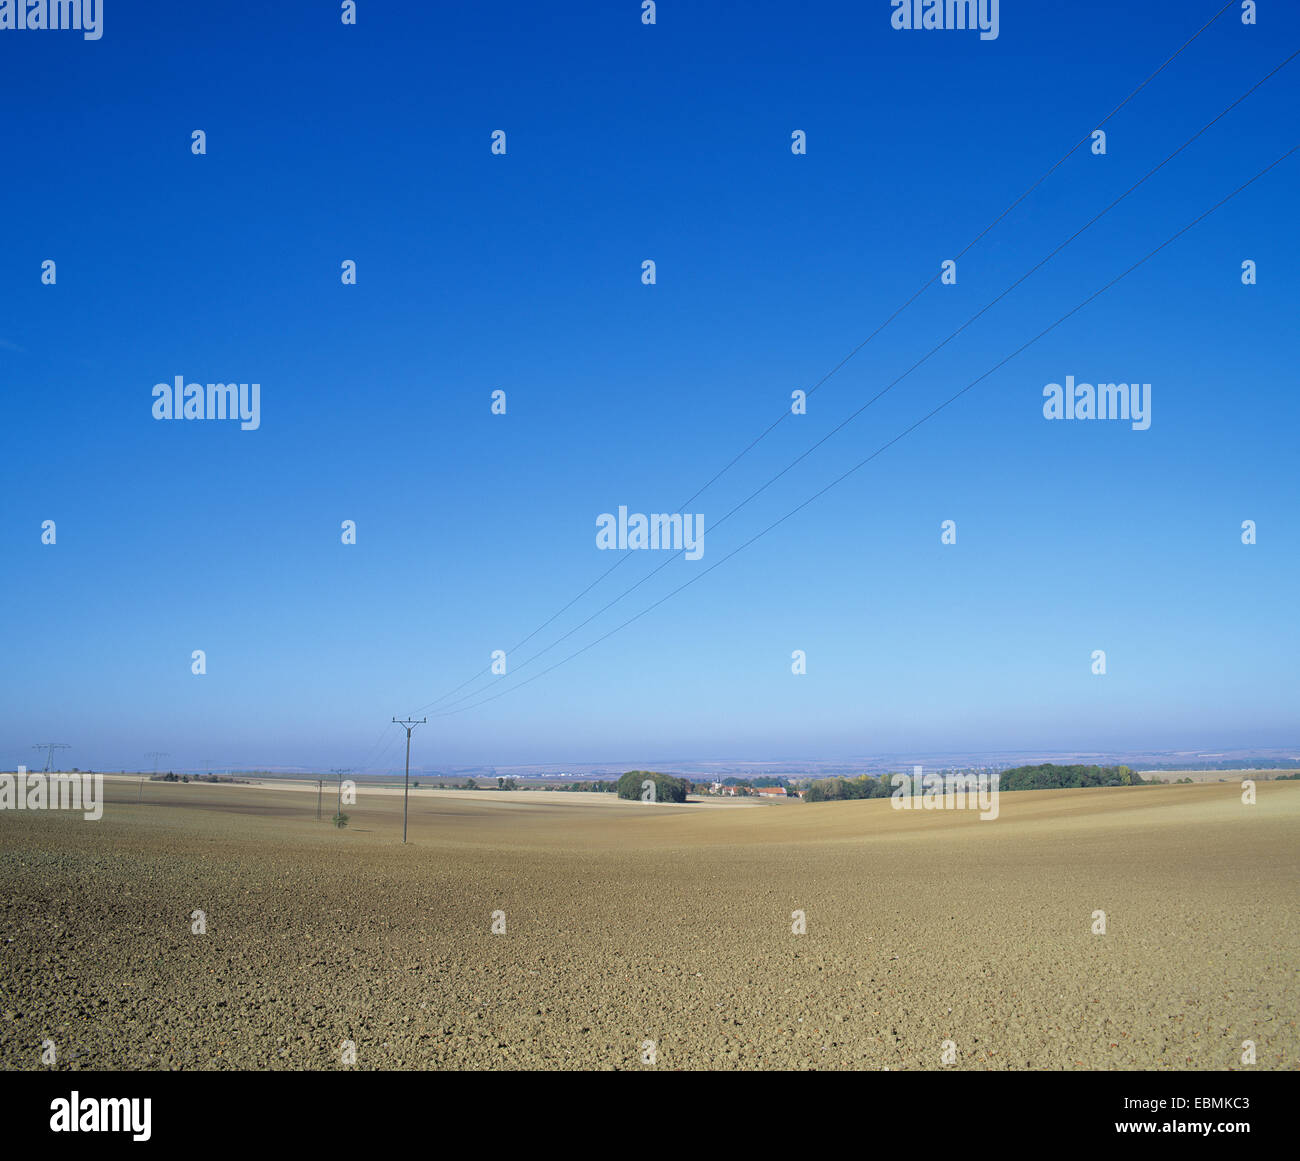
[142,751,169,802]
[32,743,70,773]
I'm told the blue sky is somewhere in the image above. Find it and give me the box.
[2,1,1297,773]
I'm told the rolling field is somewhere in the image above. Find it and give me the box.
[1,778,1296,1071]
[1138,769,1300,784]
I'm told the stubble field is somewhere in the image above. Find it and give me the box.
[1,777,1296,1070]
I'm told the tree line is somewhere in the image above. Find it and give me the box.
[801,764,1147,801]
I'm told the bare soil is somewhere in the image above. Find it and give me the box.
[1,778,1295,1070]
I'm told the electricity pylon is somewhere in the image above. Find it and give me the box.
[142,751,169,802]
[32,743,69,773]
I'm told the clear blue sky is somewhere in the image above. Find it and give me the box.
[2,1,1297,773]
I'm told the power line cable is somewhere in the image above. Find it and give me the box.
[425,53,1296,716]
[432,145,1298,719]
[399,0,1240,721]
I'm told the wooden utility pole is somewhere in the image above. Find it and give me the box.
[330,768,350,823]
[391,719,426,843]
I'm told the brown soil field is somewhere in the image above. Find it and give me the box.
[1,778,1296,1071]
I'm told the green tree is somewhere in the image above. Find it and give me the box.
[617,770,688,803]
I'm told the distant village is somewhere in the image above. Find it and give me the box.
[697,780,791,798]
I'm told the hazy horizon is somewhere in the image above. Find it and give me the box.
[17,743,1300,779]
